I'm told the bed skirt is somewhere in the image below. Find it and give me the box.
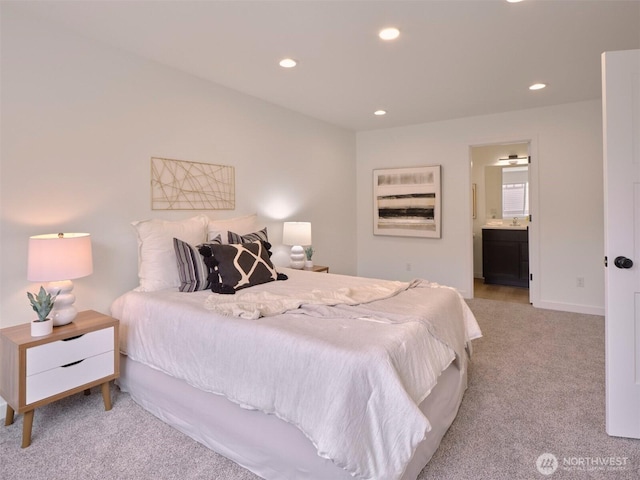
[117,354,467,480]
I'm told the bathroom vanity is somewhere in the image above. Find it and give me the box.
[482,225,529,288]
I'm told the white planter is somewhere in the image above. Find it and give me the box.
[31,318,53,337]
[304,260,314,268]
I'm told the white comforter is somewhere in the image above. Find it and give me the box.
[111,269,481,480]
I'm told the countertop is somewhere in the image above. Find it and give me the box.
[482,224,528,230]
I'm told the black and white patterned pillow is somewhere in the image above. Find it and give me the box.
[209,240,281,292]
[227,227,268,244]
[173,236,221,292]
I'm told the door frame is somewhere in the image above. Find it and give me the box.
[468,135,540,307]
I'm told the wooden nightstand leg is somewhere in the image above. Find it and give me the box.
[21,410,34,448]
[5,405,15,426]
[101,382,112,411]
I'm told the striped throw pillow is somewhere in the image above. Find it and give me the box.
[227,227,268,244]
[173,236,221,292]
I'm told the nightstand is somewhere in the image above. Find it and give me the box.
[304,265,329,273]
[0,310,119,447]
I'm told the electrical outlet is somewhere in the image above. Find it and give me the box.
[406,263,412,271]
[576,277,585,288]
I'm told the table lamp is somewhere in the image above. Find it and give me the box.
[27,232,93,326]
[282,222,311,269]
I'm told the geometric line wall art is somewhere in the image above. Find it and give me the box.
[151,157,235,210]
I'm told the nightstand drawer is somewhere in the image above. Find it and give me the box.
[26,327,114,375]
[26,350,114,405]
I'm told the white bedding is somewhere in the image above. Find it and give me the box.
[203,278,414,319]
[110,268,481,480]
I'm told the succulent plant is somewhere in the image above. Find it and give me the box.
[27,286,58,322]
[304,246,314,260]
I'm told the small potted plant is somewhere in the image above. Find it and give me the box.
[304,246,314,268]
[27,286,58,337]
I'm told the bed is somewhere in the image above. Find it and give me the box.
[110,214,482,480]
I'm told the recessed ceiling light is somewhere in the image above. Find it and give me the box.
[379,28,400,41]
[279,58,297,68]
[529,83,546,90]
[506,0,524,3]
[374,110,387,116]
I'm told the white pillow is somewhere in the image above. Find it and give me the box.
[132,215,208,291]
[207,213,260,244]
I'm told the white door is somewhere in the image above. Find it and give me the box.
[603,49,640,439]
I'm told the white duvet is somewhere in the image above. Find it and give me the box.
[111,268,481,480]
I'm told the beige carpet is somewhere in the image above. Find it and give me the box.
[1,299,638,479]
[421,298,639,479]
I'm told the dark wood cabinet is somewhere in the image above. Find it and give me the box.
[482,228,529,288]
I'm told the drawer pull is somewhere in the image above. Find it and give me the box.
[62,334,85,342]
[61,359,85,368]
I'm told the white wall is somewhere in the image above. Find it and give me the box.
[0,6,357,333]
[356,100,604,315]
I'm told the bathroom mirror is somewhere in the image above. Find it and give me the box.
[485,165,529,219]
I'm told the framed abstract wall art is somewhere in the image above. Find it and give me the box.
[373,165,441,238]
[151,157,235,210]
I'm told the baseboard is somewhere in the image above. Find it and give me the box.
[534,300,604,316]
[0,397,6,422]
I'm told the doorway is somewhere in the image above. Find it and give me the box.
[470,142,532,303]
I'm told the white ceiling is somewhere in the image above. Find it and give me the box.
[9,0,640,131]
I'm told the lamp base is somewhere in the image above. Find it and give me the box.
[289,245,305,269]
[45,280,78,326]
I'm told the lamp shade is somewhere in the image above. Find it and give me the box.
[27,233,93,282]
[282,222,312,246]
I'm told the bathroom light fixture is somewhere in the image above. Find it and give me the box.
[499,154,528,165]
[282,222,311,269]
[379,27,400,40]
[27,232,93,326]
[529,83,546,90]
[374,110,387,116]
[279,58,297,68]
